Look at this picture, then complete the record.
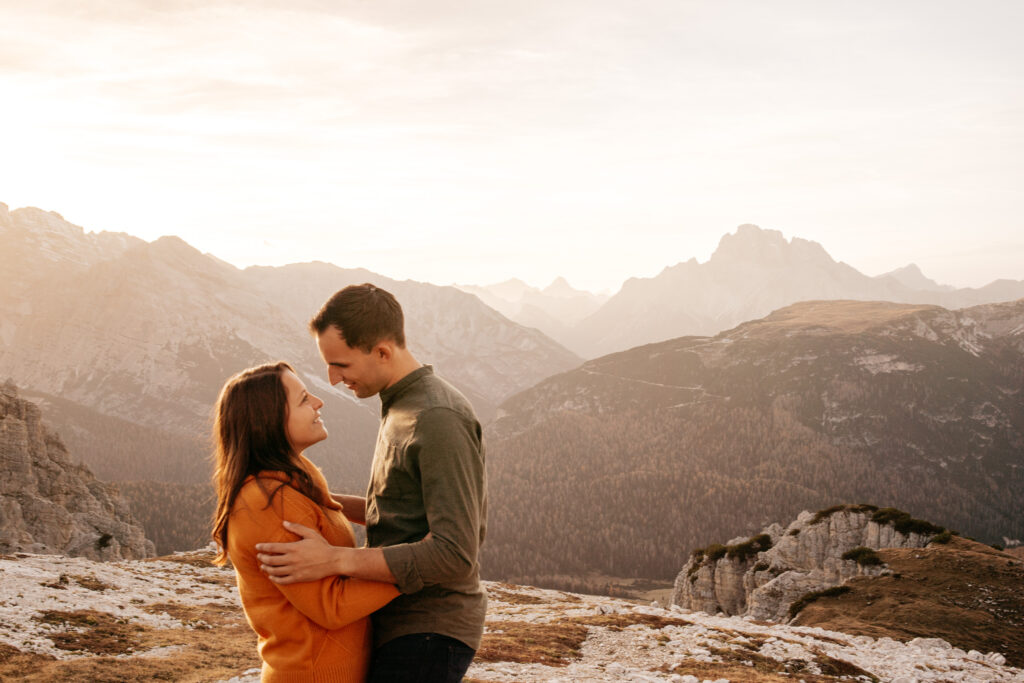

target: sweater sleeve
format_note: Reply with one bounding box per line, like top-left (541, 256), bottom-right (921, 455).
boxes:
top-left (230, 482), bottom-right (399, 631)
top-left (380, 407), bottom-right (485, 594)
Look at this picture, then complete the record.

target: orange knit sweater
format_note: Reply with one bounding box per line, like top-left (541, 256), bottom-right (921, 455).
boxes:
top-left (227, 455), bottom-right (399, 683)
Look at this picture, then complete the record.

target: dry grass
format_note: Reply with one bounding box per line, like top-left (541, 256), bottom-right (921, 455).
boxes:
top-left (476, 611), bottom-right (695, 670)
top-left (38, 573), bottom-right (111, 592)
top-left (0, 643), bottom-right (55, 673)
top-left (752, 301), bottom-right (942, 338)
top-left (795, 536), bottom-right (1024, 667)
top-left (144, 551), bottom-right (219, 569)
top-left (70, 574), bottom-right (114, 592)
top-left (34, 610), bottom-right (150, 655)
top-left (485, 587), bottom-right (549, 605)
top-left (3, 606), bottom-right (258, 682)
top-left (573, 613), bottom-right (692, 631)
top-left (657, 644), bottom-right (879, 683)
top-left (477, 620), bottom-right (589, 667)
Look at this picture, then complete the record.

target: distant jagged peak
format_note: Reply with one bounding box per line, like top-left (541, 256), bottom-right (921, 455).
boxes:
top-left (539, 276), bottom-right (601, 299)
top-left (541, 276), bottom-right (574, 296)
top-left (877, 263), bottom-right (954, 292)
top-left (11, 205), bottom-right (84, 238)
top-left (149, 234), bottom-right (198, 253)
top-left (138, 235), bottom-right (227, 270)
top-left (457, 277), bottom-right (536, 304)
top-left (2, 202), bottom-right (143, 266)
top-left (710, 223), bottom-right (834, 267)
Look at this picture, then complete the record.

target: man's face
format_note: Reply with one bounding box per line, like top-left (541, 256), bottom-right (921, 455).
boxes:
top-left (316, 326), bottom-right (387, 399)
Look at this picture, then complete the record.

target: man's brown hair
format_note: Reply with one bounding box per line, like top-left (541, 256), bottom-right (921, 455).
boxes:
top-left (309, 283), bottom-right (406, 352)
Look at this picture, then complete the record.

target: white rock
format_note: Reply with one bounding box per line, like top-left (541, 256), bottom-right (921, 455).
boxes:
top-left (909, 637), bottom-right (952, 651)
top-left (986, 652), bottom-right (1007, 666)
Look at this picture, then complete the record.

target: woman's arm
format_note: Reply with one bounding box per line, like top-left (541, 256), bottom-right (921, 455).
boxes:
top-left (230, 484), bottom-right (398, 631)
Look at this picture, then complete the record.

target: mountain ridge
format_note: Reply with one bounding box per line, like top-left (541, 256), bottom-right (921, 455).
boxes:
top-left (0, 203), bottom-right (580, 499)
top-left (566, 224), bottom-right (1024, 358)
top-left (482, 297), bottom-right (1024, 589)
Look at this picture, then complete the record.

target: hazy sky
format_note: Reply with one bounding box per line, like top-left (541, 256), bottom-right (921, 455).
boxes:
top-left (2, 0), bottom-right (1022, 293)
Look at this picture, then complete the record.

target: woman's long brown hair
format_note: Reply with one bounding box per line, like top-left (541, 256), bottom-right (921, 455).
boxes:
top-left (210, 361), bottom-right (329, 565)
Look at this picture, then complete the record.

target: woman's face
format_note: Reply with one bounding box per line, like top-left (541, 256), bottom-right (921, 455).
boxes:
top-left (281, 369), bottom-right (328, 453)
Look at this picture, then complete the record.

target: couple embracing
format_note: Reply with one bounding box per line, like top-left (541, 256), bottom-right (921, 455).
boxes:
top-left (210, 284), bottom-right (487, 682)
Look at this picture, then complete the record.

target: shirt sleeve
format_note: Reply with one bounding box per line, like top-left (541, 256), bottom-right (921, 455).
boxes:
top-left (230, 482), bottom-right (399, 630)
top-left (380, 407), bottom-right (486, 594)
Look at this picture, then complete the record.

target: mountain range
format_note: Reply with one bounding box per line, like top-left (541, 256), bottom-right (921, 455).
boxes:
top-left (455, 277), bottom-right (609, 351)
top-left (464, 224), bottom-right (1024, 358)
top-left (0, 203), bottom-right (579, 496)
top-left (481, 298), bottom-right (1024, 588)
top-left (3, 201), bottom-right (1022, 576)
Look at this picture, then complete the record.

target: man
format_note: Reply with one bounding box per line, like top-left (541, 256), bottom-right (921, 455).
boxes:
top-left (255, 283), bottom-right (487, 683)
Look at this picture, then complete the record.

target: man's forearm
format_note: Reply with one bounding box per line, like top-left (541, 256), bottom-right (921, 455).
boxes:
top-left (333, 546), bottom-right (396, 583)
top-left (330, 493), bottom-right (367, 525)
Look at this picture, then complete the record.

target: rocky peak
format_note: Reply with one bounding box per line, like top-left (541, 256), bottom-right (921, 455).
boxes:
top-left (3, 205), bottom-right (142, 270)
top-left (0, 384), bottom-right (154, 560)
top-left (10, 206), bottom-right (79, 237)
top-left (541, 277), bottom-right (576, 297)
top-left (671, 504), bottom-right (942, 623)
top-left (709, 224), bottom-right (833, 268)
top-left (878, 263), bottom-right (953, 292)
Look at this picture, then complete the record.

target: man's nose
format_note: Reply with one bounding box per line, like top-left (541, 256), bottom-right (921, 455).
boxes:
top-left (328, 367), bottom-right (344, 385)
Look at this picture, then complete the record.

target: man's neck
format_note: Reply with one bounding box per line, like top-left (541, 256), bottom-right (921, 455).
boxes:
top-left (384, 349), bottom-right (422, 390)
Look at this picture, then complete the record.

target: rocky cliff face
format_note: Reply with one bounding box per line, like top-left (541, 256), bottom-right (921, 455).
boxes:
top-left (671, 505), bottom-right (937, 622)
top-left (0, 381), bottom-right (154, 560)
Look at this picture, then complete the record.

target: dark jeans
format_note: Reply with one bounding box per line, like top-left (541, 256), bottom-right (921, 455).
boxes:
top-left (368, 633), bottom-right (476, 683)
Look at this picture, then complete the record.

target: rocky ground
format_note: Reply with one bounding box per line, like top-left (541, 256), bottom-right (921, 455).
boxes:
top-left (1, 548), bottom-right (1021, 682)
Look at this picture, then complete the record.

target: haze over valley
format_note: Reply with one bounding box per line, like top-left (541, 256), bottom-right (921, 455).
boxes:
top-left (1, 200), bottom-right (1021, 566)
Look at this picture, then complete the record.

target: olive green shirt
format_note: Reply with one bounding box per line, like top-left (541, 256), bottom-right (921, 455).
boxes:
top-left (367, 365), bottom-right (488, 650)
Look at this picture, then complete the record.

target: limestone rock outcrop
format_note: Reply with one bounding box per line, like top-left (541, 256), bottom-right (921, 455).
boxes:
top-left (671, 505), bottom-right (938, 622)
top-left (0, 381), bottom-right (154, 559)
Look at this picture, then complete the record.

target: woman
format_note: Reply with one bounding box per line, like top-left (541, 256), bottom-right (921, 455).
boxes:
top-left (211, 361), bottom-right (398, 682)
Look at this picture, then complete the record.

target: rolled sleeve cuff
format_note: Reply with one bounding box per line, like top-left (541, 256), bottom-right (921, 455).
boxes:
top-left (381, 544), bottom-right (424, 594)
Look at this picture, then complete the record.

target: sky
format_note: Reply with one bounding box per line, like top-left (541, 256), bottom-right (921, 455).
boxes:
top-left (1, 0), bottom-right (1022, 294)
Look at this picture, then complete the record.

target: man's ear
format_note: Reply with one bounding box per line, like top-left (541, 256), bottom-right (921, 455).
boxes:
top-left (373, 341), bottom-right (393, 363)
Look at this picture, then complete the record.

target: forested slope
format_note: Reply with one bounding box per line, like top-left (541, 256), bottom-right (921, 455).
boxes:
top-left (481, 299), bottom-right (1024, 591)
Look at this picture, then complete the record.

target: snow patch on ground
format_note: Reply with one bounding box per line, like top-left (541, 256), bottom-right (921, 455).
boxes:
top-left (853, 354), bottom-right (923, 375)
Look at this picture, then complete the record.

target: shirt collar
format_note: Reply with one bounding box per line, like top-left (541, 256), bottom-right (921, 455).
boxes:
top-left (380, 364), bottom-right (433, 413)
